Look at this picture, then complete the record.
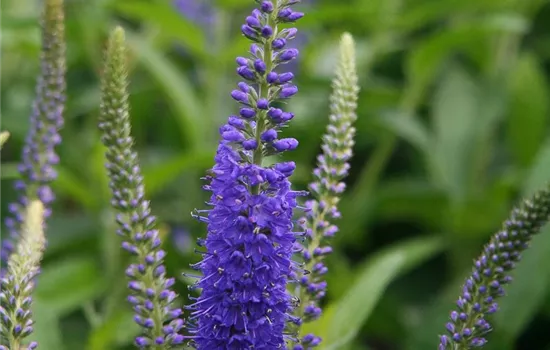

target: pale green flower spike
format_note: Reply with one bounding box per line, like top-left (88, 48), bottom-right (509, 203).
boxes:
top-left (0, 132), bottom-right (10, 150)
top-left (99, 26), bottom-right (184, 348)
top-left (292, 32), bottom-right (359, 348)
top-left (0, 200), bottom-right (46, 350)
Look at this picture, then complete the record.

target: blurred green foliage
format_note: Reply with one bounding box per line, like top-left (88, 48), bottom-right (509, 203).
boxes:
top-left (2, 0), bottom-right (550, 348)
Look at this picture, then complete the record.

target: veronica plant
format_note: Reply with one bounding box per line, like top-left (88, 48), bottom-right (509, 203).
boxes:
top-left (0, 200), bottom-right (46, 350)
top-left (439, 187), bottom-right (550, 349)
top-left (98, 27), bottom-right (184, 349)
top-left (291, 32), bottom-right (359, 349)
top-left (1, 0), bottom-right (65, 274)
top-left (188, 0), bottom-right (306, 348)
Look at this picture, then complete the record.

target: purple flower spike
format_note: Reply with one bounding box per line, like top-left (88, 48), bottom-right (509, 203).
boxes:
top-left (189, 1), bottom-right (306, 348)
top-left (1, 0), bottom-right (66, 276)
top-left (439, 189), bottom-right (550, 349)
top-left (292, 33), bottom-right (359, 348)
top-left (0, 3), bottom-right (65, 349)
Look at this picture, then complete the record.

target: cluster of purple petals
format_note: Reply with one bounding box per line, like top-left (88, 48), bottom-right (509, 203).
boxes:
top-left (190, 145), bottom-right (305, 348)
top-left (439, 189), bottom-right (550, 349)
top-left (1, 0), bottom-right (65, 276)
top-left (189, 0), bottom-right (306, 348)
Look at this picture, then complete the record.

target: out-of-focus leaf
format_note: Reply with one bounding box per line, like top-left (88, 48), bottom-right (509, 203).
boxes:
top-left (308, 236), bottom-right (445, 349)
top-left (523, 138), bottom-right (550, 195)
top-left (430, 65), bottom-right (478, 202)
top-left (35, 256), bottom-right (105, 315)
top-left (33, 299), bottom-right (64, 350)
top-left (374, 178), bottom-right (447, 227)
top-left (506, 53), bottom-right (549, 167)
top-left (404, 273), bottom-right (470, 350)
top-left (405, 26), bottom-right (488, 107)
top-left (111, 0), bottom-right (206, 59)
top-left (87, 309), bottom-right (140, 350)
top-left (143, 151), bottom-right (213, 196)
top-left (127, 33), bottom-right (204, 149)
top-left (378, 110), bottom-right (431, 152)
top-left (55, 166), bottom-right (98, 210)
top-left (45, 213), bottom-right (98, 256)
top-left (396, 0), bottom-right (516, 32)
top-left (0, 162), bottom-right (19, 179)
top-left (483, 13), bottom-right (529, 33)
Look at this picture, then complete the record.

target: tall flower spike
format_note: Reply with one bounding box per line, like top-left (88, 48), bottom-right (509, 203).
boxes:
top-left (98, 27), bottom-right (184, 349)
top-left (0, 131), bottom-right (10, 150)
top-left (291, 32), bottom-right (359, 349)
top-left (0, 200), bottom-right (46, 349)
top-left (189, 0), bottom-right (306, 348)
top-left (1, 0), bottom-right (65, 275)
top-left (439, 187), bottom-right (550, 349)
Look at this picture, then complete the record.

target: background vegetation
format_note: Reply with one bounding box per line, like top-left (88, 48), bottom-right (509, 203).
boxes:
top-left (2, 0), bottom-right (550, 348)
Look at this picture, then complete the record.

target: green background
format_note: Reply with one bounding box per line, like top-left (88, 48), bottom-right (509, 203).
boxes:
top-left (2, 0), bottom-right (550, 348)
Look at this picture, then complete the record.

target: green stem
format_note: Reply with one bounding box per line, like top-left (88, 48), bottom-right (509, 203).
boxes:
top-left (83, 302), bottom-right (102, 329)
top-left (8, 324), bottom-right (20, 349)
top-left (252, 6), bottom-right (276, 187)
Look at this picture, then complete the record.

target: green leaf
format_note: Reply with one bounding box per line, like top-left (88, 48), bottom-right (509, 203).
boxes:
top-left (378, 110), bottom-right (431, 152)
top-left (126, 33), bottom-right (204, 149)
top-left (143, 151), bottom-right (213, 196)
top-left (55, 166), bottom-right (98, 210)
top-left (404, 273), bottom-right (469, 350)
top-left (32, 299), bottom-right (65, 350)
top-left (308, 236), bottom-right (445, 349)
top-left (506, 53), bottom-right (550, 167)
top-left (45, 213), bottom-right (98, 256)
top-left (405, 26), bottom-right (488, 107)
top-left (35, 256), bottom-right (106, 315)
top-left (430, 65), bottom-right (479, 202)
top-left (110, 0), bottom-right (206, 59)
top-left (87, 309), bottom-right (140, 350)
top-left (374, 178), bottom-right (447, 227)
top-left (0, 162), bottom-right (20, 179)
top-left (523, 137), bottom-right (550, 196)
top-left (428, 65), bottom-right (505, 204)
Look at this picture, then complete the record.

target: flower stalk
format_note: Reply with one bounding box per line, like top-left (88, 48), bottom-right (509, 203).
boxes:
top-left (439, 187), bottom-right (550, 349)
top-left (1, 0), bottom-right (65, 275)
top-left (188, 0), bottom-right (306, 348)
top-left (291, 32), bottom-right (359, 349)
top-left (0, 200), bottom-right (46, 349)
top-left (98, 27), bottom-right (184, 349)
